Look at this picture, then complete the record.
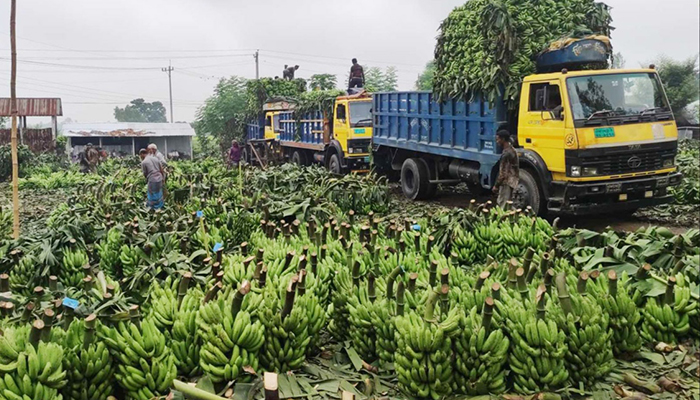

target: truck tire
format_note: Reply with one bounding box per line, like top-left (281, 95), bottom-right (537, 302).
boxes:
top-left (401, 158), bottom-right (431, 200)
top-left (328, 153), bottom-right (342, 174)
top-left (291, 150), bottom-right (305, 166)
top-left (513, 169), bottom-right (542, 215)
top-left (242, 147), bottom-right (250, 164)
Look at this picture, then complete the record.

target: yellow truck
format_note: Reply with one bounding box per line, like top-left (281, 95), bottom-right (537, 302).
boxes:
top-left (274, 91), bottom-right (373, 173)
top-left (373, 39), bottom-right (682, 214)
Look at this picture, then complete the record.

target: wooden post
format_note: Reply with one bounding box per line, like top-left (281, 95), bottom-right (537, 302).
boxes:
top-left (131, 137), bottom-right (135, 155)
top-left (10, 0), bottom-right (20, 239)
top-left (51, 116), bottom-right (57, 139)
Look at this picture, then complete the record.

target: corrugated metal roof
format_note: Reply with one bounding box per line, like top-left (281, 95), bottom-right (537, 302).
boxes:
top-left (62, 123), bottom-right (195, 138)
top-left (0, 98), bottom-right (63, 116)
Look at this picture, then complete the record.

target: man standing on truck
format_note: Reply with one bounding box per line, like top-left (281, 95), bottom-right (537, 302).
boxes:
top-left (493, 131), bottom-right (519, 208)
top-left (348, 58), bottom-right (364, 89)
top-left (283, 65), bottom-right (299, 80)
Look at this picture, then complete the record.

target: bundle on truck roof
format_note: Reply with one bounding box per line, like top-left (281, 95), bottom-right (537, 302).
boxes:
top-left (433, 0), bottom-right (613, 105)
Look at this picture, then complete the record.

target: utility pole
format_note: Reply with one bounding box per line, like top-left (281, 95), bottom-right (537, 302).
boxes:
top-left (162, 61), bottom-right (174, 123)
top-left (9, 0), bottom-right (19, 238)
top-left (254, 50), bottom-right (259, 79)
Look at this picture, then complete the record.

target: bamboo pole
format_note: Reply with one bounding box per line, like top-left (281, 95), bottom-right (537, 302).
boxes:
top-left (10, 0), bottom-right (20, 238)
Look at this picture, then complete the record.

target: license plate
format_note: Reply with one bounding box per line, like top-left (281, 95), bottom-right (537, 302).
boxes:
top-left (363, 157), bottom-right (370, 163)
top-left (657, 177), bottom-right (668, 187)
top-left (595, 127), bottom-right (615, 138)
top-left (645, 191), bottom-right (653, 198)
top-left (607, 182), bottom-right (622, 193)
top-left (619, 194), bottom-right (628, 201)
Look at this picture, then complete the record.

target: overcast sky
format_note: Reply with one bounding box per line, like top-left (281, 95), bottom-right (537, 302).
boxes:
top-left (1, 0), bottom-right (698, 125)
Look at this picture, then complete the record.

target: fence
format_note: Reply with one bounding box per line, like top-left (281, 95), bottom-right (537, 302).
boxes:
top-left (0, 128), bottom-right (54, 153)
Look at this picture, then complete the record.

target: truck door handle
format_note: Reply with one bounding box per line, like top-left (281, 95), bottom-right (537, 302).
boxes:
top-left (526, 138), bottom-right (532, 143)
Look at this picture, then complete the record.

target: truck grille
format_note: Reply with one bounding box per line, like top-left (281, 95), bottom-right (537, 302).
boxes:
top-left (581, 148), bottom-right (675, 176)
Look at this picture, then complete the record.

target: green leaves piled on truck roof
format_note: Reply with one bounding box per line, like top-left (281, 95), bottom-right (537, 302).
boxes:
top-left (433, 0), bottom-right (613, 106)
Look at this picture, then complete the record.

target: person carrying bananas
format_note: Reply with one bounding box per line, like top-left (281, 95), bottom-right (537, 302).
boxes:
top-left (492, 131), bottom-right (519, 208)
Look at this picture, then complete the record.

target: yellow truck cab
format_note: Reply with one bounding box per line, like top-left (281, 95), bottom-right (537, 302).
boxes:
top-left (517, 68), bottom-right (682, 214)
top-left (329, 94), bottom-right (373, 173)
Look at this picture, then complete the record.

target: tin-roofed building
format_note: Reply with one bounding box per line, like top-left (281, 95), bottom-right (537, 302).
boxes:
top-left (63, 122), bottom-right (194, 159)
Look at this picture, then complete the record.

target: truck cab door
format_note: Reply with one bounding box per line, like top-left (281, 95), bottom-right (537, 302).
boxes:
top-left (519, 81), bottom-right (568, 175)
top-left (334, 102), bottom-right (350, 153)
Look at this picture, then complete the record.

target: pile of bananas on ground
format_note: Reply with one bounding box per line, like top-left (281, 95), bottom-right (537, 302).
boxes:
top-left (171, 283), bottom-right (203, 378)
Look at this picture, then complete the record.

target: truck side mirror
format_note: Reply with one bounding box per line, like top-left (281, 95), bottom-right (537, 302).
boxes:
top-left (551, 105), bottom-right (564, 120)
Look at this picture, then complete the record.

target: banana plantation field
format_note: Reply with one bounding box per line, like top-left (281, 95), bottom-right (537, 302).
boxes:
top-left (0, 159), bottom-right (698, 400)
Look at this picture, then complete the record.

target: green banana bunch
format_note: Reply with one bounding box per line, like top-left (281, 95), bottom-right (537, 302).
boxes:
top-left (198, 281), bottom-right (264, 382)
top-left (0, 332), bottom-right (67, 400)
top-left (61, 316), bottom-right (114, 400)
top-left (641, 275), bottom-right (694, 345)
top-left (95, 226), bottom-right (123, 280)
top-left (100, 317), bottom-right (177, 400)
top-left (502, 290), bottom-right (568, 394)
top-left (60, 249), bottom-right (89, 289)
top-left (0, 325), bottom-right (29, 367)
top-left (347, 279), bottom-right (379, 362)
top-left (171, 287), bottom-right (203, 378)
top-left (549, 274), bottom-right (614, 387)
top-left (294, 272), bottom-right (326, 355)
top-left (588, 271), bottom-right (642, 355)
top-left (327, 267), bottom-right (352, 341)
top-left (453, 302), bottom-right (509, 395)
top-left (473, 222), bottom-right (504, 262)
top-left (260, 275), bottom-right (311, 372)
top-left (394, 289), bottom-right (460, 400)
top-left (8, 256), bottom-right (36, 297)
top-left (118, 245), bottom-right (143, 279)
top-left (452, 225), bottom-right (477, 265)
top-left (146, 276), bottom-right (179, 335)
top-left (221, 254), bottom-right (255, 287)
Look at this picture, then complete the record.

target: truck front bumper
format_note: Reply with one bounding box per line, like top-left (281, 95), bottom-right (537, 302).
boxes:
top-left (344, 155), bottom-right (371, 171)
top-left (548, 172), bottom-right (683, 215)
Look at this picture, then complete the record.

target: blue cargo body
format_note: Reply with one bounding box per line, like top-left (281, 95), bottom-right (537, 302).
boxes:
top-left (246, 117), bottom-right (264, 141)
top-left (279, 110), bottom-right (326, 150)
top-left (372, 91), bottom-right (506, 185)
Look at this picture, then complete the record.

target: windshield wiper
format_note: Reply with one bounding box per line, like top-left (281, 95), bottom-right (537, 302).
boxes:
top-left (586, 109), bottom-right (614, 121)
top-left (355, 118), bottom-right (372, 123)
top-left (640, 107), bottom-right (667, 115)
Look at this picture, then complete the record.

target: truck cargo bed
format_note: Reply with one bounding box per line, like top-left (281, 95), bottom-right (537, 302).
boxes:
top-left (372, 91), bottom-right (505, 182)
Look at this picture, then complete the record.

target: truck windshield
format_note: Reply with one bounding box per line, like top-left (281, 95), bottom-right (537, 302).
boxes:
top-left (349, 101), bottom-right (373, 127)
top-left (566, 73), bottom-right (670, 122)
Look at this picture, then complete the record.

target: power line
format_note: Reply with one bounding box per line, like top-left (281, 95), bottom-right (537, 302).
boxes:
top-left (14, 53), bottom-right (254, 61)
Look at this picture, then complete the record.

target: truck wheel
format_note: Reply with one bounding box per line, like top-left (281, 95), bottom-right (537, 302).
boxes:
top-left (241, 147), bottom-right (250, 164)
top-left (291, 150), bottom-right (305, 166)
top-left (401, 158), bottom-right (431, 200)
top-left (328, 153), bottom-right (342, 174)
top-left (513, 169), bottom-right (542, 215)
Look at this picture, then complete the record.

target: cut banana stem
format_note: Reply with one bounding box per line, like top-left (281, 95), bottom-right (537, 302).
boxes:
top-left (298, 270), bottom-right (307, 296)
top-left (408, 273), bottom-right (417, 293)
top-left (476, 270), bottom-right (490, 290)
top-left (522, 247), bottom-right (535, 274)
top-left (536, 284), bottom-right (546, 320)
top-left (387, 266), bottom-right (403, 300)
top-left (607, 270), bottom-right (618, 298)
top-left (129, 304), bottom-right (140, 327)
top-left (491, 282), bottom-right (501, 302)
top-left (259, 266), bottom-right (268, 288)
top-left (352, 261), bottom-right (361, 288)
top-left (232, 280), bottom-right (251, 319)
top-left (281, 276), bottom-right (299, 320)
top-left (555, 273), bottom-right (573, 315)
top-left (539, 252), bottom-right (551, 277)
top-left (664, 276), bottom-right (676, 306)
top-left (507, 259), bottom-right (518, 289)
top-left (203, 281), bottom-right (223, 303)
top-left (29, 319), bottom-right (44, 347)
top-left (544, 268), bottom-right (555, 295)
top-left (368, 274), bottom-right (376, 303)
top-left (482, 297), bottom-right (494, 332)
top-left (429, 260), bottom-right (438, 288)
top-left (516, 268), bottom-right (527, 300)
top-left (577, 271), bottom-right (589, 295)
top-left (424, 289), bottom-right (441, 322)
top-left (396, 282), bottom-right (406, 316)
top-left (440, 268), bottom-right (450, 286)
top-left (178, 272), bottom-right (193, 307)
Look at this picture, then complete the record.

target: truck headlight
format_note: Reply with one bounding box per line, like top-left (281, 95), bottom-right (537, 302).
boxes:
top-left (348, 148), bottom-right (354, 154)
top-left (571, 166), bottom-right (581, 177)
top-left (663, 158), bottom-right (674, 168)
top-left (583, 167), bottom-right (597, 176)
